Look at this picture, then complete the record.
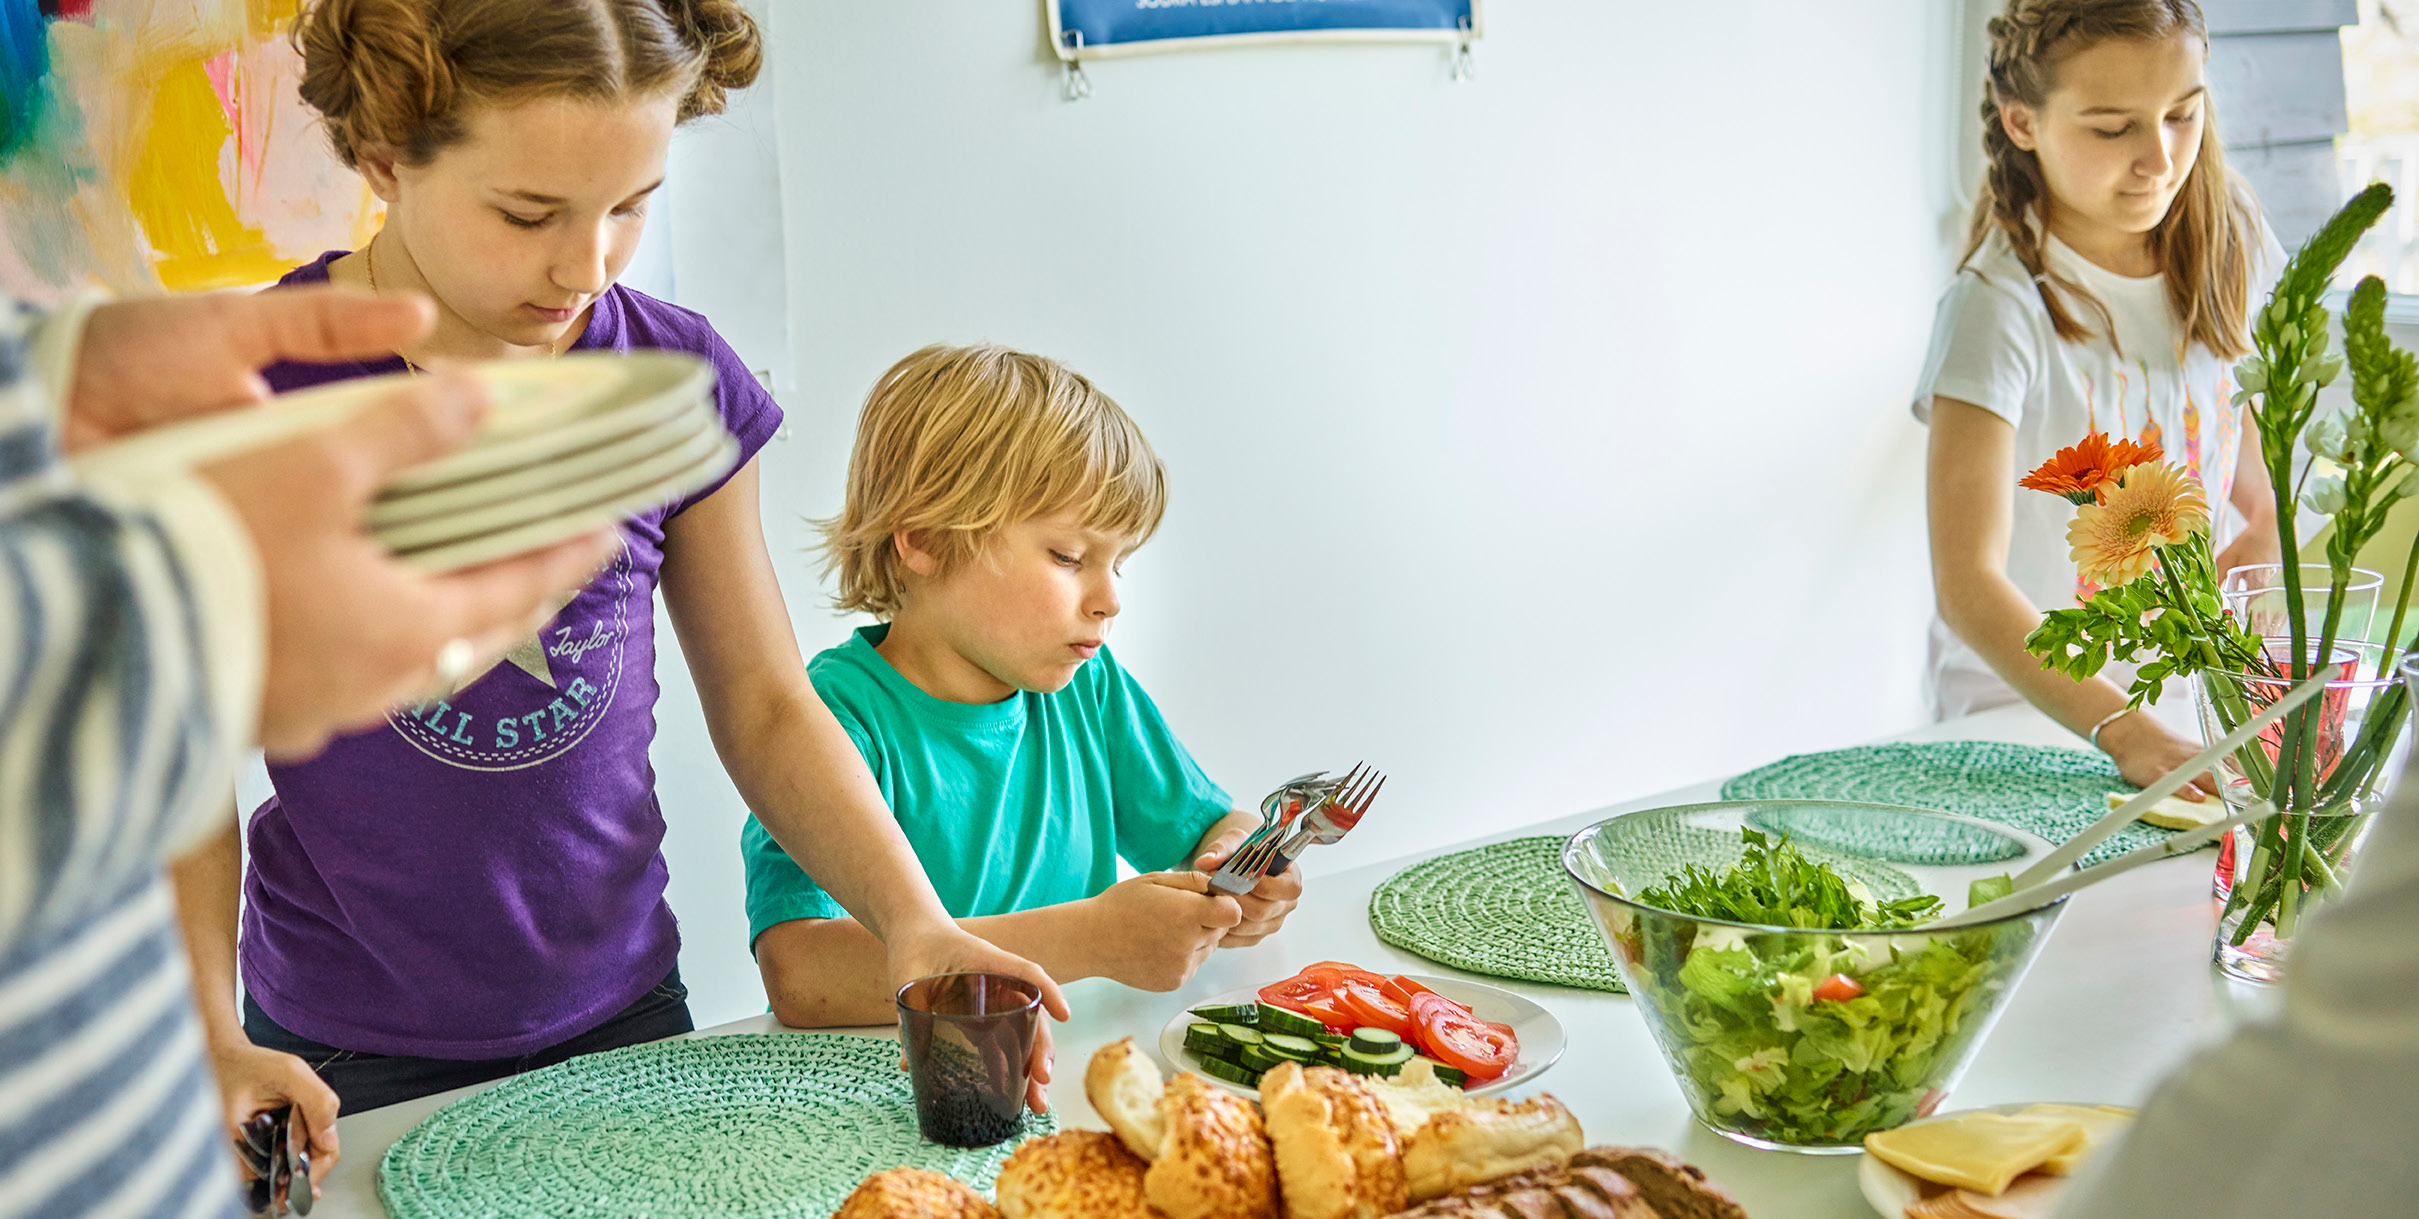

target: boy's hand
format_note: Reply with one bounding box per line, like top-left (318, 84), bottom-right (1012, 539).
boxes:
top-left (886, 922), bottom-right (1070, 1115)
top-left (1193, 827), bottom-right (1304, 947)
top-left (1088, 873), bottom-right (1242, 992)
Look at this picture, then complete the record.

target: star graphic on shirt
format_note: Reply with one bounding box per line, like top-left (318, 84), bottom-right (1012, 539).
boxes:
top-left (499, 632), bottom-right (558, 689)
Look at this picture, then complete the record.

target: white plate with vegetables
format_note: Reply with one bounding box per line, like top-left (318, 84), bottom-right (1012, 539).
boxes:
top-left (1155, 966), bottom-right (1565, 1099)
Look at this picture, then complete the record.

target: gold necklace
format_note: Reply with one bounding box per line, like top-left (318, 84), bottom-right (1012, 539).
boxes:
top-left (364, 232), bottom-right (569, 370)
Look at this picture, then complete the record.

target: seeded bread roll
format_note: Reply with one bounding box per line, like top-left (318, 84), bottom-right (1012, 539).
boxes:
top-left (995, 1131), bottom-right (1154, 1219)
top-left (1260, 1061), bottom-right (1409, 1219)
top-left (1085, 1037), bottom-right (1168, 1162)
top-left (1570, 1147), bottom-right (1748, 1219)
top-left (1145, 1073), bottom-right (1280, 1219)
top-left (833, 1167), bottom-right (1001, 1219)
top-left (1400, 1094), bottom-right (1584, 1203)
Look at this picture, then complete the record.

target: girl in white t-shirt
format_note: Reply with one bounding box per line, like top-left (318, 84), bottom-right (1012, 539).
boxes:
top-left (1920, 0), bottom-right (2283, 792)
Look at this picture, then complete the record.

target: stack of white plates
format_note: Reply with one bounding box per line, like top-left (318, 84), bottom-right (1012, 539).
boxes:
top-left (73, 352), bottom-right (736, 572)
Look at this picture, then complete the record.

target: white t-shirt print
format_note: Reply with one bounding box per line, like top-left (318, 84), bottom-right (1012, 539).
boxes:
top-left (1913, 222), bottom-right (2283, 720)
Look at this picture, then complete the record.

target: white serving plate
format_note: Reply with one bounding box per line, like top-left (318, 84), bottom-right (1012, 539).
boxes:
top-left (367, 404), bottom-right (715, 527)
top-left (370, 403), bottom-right (727, 551)
top-left (1858, 1100), bottom-right (2135, 1218)
top-left (382, 355), bottom-right (710, 494)
top-left (391, 433), bottom-right (739, 573)
top-left (71, 353), bottom-right (705, 485)
top-left (1155, 973), bottom-right (1566, 1101)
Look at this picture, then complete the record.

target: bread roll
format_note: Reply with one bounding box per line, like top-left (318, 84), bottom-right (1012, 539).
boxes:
top-left (833, 1167), bottom-right (1000, 1219)
top-left (1570, 1147), bottom-right (1749, 1219)
top-left (995, 1130), bottom-right (1154, 1219)
top-left (1085, 1037), bottom-right (1168, 1162)
top-left (1259, 1061), bottom-right (1408, 1219)
top-left (1144, 1073), bottom-right (1279, 1219)
top-left (1401, 1094), bottom-right (1583, 1203)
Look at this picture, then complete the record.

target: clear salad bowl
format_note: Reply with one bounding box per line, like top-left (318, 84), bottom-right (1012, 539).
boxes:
top-left (1561, 800), bottom-right (2068, 1154)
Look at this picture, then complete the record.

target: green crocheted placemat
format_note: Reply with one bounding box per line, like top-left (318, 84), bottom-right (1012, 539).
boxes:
top-left (1367, 817), bottom-right (1930, 995)
top-left (378, 1033), bottom-right (1053, 1219)
top-left (1721, 740), bottom-right (2176, 869)
top-left (1370, 835), bottom-right (1627, 993)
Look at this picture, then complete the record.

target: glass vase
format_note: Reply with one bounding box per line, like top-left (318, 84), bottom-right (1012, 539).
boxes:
top-left (2194, 640), bottom-right (2408, 984)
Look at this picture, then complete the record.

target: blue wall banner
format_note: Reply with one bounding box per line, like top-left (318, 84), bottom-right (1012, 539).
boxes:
top-left (1048, 0), bottom-right (1481, 59)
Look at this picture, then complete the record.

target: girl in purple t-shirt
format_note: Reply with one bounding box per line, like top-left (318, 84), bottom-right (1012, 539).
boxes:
top-left (167, 0), bottom-right (1065, 1187)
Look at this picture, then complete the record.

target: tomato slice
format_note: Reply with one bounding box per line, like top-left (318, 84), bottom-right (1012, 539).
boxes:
top-left (1336, 980), bottom-right (1415, 1038)
top-left (1405, 989), bottom-right (1472, 1024)
top-left (1258, 972), bottom-right (1338, 1012)
top-left (1297, 961), bottom-right (1388, 989)
top-left (1379, 975), bottom-right (1436, 1006)
top-left (1811, 973), bottom-right (1865, 1003)
top-left (1418, 1004), bottom-right (1517, 1083)
top-left (1298, 994), bottom-right (1353, 1030)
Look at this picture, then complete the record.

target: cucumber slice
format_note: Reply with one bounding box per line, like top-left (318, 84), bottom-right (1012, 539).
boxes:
top-left (1338, 1042), bottom-right (1416, 1076)
top-left (1255, 1004), bottom-right (1328, 1038)
top-left (1190, 1002), bottom-right (1259, 1024)
top-left (1217, 1023), bottom-right (1263, 1050)
top-left (1184, 1023), bottom-right (1237, 1061)
top-left (1310, 1032), bottom-right (1348, 1049)
top-left (1410, 1055), bottom-right (1470, 1088)
top-left (1260, 1033), bottom-right (1320, 1061)
top-left (1240, 1044), bottom-right (1286, 1073)
top-left (1347, 1027), bottom-right (1403, 1056)
top-left (1193, 1053), bottom-right (1261, 1086)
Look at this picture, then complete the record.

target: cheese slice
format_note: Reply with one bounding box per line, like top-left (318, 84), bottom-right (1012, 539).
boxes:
top-left (1865, 1113), bottom-right (2087, 1195)
top-left (2106, 790), bottom-right (2227, 830)
top-left (1906, 1173), bottom-right (2067, 1219)
top-left (2015, 1104), bottom-right (2135, 1174)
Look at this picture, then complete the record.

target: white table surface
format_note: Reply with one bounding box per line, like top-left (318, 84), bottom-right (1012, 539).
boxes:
top-left (312, 703), bottom-right (2257, 1218)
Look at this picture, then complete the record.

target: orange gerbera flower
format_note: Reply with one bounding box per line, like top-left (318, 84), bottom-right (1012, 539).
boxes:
top-left (2066, 462), bottom-right (2209, 586)
top-left (2021, 432), bottom-right (2166, 505)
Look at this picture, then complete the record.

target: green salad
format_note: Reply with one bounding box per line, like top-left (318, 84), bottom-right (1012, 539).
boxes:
top-left (1623, 832), bottom-right (2035, 1146)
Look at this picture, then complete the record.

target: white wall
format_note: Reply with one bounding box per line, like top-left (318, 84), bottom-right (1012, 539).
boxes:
top-left (645, 0), bottom-right (1962, 1027)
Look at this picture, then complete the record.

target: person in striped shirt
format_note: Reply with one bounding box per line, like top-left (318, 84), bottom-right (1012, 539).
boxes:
top-left (0, 286), bottom-right (612, 1218)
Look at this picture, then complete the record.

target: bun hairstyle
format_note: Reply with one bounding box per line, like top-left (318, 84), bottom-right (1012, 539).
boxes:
top-left (1969, 0), bottom-right (2256, 360)
top-left (293, 0), bottom-right (763, 169)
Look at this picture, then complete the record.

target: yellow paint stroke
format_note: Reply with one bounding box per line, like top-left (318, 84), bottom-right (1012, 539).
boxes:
top-left (126, 53), bottom-right (286, 290)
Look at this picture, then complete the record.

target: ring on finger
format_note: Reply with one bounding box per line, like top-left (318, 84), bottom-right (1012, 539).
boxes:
top-left (433, 637), bottom-right (476, 688)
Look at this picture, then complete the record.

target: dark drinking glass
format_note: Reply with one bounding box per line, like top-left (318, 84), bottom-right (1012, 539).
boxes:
top-left (896, 972), bottom-right (1039, 1148)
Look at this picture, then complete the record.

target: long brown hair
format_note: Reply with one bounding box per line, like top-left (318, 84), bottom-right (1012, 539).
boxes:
top-left (292, 0), bottom-right (763, 170)
top-left (1968, 0), bottom-right (2256, 360)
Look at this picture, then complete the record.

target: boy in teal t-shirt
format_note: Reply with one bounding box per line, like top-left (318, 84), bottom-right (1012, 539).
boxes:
top-left (745, 344), bottom-right (1303, 1028)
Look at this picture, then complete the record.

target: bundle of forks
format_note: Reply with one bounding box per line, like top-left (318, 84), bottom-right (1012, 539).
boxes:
top-left (1207, 763), bottom-right (1386, 895)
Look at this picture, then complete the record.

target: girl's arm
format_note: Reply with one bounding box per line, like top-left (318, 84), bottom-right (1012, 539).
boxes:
top-left (755, 873), bottom-right (1243, 1028)
top-left (168, 811), bottom-right (342, 1191)
top-left (656, 460), bottom-right (1071, 1077)
top-left (2214, 413), bottom-right (2282, 578)
top-left (1928, 397), bottom-right (2217, 794)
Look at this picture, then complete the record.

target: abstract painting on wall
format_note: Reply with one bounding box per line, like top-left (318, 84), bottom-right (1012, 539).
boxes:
top-left (0, 0), bottom-right (374, 305)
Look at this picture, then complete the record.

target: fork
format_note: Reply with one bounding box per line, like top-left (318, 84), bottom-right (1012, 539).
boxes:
top-left (1207, 769), bottom-right (1349, 895)
top-left (1264, 764), bottom-right (1384, 878)
top-left (1207, 764), bottom-right (1384, 893)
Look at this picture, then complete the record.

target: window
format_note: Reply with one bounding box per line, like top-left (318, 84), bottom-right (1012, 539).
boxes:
top-left (2340, 0), bottom-right (2419, 305)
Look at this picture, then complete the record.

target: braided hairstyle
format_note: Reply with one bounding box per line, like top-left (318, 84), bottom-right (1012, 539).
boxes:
top-left (1968, 0), bottom-right (2256, 360)
top-left (293, 0), bottom-right (763, 170)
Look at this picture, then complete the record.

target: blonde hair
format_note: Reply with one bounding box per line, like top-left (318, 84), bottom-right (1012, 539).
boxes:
top-left (821, 344), bottom-right (1168, 617)
top-left (1969, 0), bottom-right (2257, 360)
top-left (292, 0), bottom-right (762, 169)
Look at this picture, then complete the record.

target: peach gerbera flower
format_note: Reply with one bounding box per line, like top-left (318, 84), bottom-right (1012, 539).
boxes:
top-left (2066, 462), bottom-right (2209, 586)
top-left (2021, 432), bottom-right (2166, 505)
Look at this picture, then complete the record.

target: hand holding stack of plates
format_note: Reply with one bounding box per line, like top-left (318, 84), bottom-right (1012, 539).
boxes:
top-left (71, 352), bottom-right (735, 572)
